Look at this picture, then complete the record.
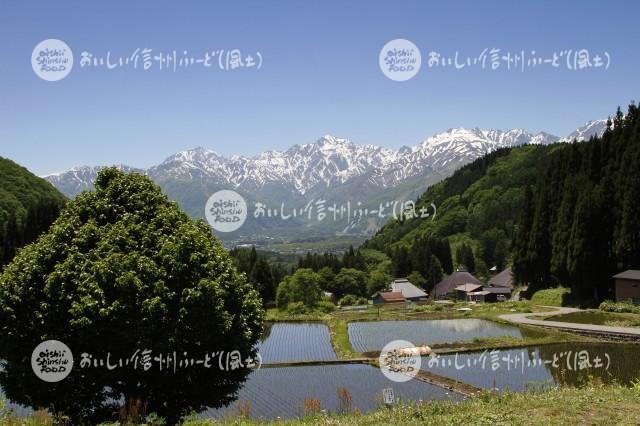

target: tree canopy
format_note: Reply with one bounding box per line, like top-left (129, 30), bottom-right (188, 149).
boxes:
top-left (0, 168), bottom-right (264, 424)
top-left (514, 104), bottom-right (640, 301)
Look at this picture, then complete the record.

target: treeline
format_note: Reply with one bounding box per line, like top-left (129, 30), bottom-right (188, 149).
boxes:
top-left (0, 157), bottom-right (67, 267)
top-left (386, 235), bottom-right (453, 291)
top-left (273, 247), bottom-right (395, 310)
top-left (514, 104), bottom-right (640, 302)
top-left (229, 246), bottom-right (289, 304)
top-left (274, 236), bottom-right (454, 311)
top-left (296, 246), bottom-right (365, 271)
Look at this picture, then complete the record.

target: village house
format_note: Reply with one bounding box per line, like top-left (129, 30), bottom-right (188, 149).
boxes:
top-left (613, 270), bottom-right (640, 304)
top-left (373, 278), bottom-right (428, 304)
top-left (390, 278), bottom-right (428, 301)
top-left (454, 283), bottom-right (483, 301)
top-left (488, 266), bottom-right (514, 289)
top-left (433, 269), bottom-right (483, 300)
top-left (373, 291), bottom-right (406, 304)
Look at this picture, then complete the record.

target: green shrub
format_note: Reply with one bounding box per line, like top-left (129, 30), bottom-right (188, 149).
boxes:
top-left (275, 268), bottom-right (322, 308)
top-left (286, 301), bottom-right (309, 315)
top-left (530, 287), bottom-right (570, 306)
top-left (338, 294), bottom-right (368, 306)
top-left (412, 304), bottom-right (443, 313)
top-left (599, 300), bottom-right (640, 314)
top-left (315, 300), bottom-right (336, 313)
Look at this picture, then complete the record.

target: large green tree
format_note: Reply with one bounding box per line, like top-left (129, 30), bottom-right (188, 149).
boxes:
top-left (275, 268), bottom-right (322, 308)
top-left (0, 168), bottom-right (264, 424)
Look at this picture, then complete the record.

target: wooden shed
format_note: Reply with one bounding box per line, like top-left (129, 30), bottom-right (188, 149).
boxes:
top-left (613, 270), bottom-right (640, 304)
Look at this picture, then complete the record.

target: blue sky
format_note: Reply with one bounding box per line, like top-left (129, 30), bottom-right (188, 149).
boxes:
top-left (1, 0), bottom-right (639, 175)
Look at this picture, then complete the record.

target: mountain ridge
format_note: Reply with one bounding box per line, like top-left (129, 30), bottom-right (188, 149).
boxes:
top-left (43, 120), bottom-right (604, 198)
top-left (42, 119), bottom-right (607, 244)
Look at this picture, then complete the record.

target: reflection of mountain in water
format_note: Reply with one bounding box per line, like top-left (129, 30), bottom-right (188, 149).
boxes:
top-left (422, 342), bottom-right (640, 392)
top-left (428, 318), bottom-right (497, 333)
top-left (348, 319), bottom-right (523, 352)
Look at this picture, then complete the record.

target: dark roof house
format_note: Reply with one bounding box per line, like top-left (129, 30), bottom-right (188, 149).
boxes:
top-left (482, 286), bottom-right (512, 295)
top-left (374, 291), bottom-right (406, 304)
top-left (488, 267), bottom-right (514, 289)
top-left (454, 283), bottom-right (483, 293)
top-left (433, 269), bottom-right (483, 299)
top-left (613, 270), bottom-right (640, 304)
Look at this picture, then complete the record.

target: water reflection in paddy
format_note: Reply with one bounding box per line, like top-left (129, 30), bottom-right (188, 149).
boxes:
top-left (204, 364), bottom-right (461, 420)
top-left (422, 342), bottom-right (640, 392)
top-left (348, 319), bottom-right (524, 352)
top-left (258, 322), bottom-right (337, 362)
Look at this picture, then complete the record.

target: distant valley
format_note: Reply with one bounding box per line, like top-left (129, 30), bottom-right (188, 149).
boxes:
top-left (43, 120), bottom-right (607, 250)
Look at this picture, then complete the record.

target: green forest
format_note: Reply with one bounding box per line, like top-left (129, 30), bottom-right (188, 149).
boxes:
top-left (0, 157), bottom-right (67, 267)
top-left (364, 103), bottom-right (640, 305)
top-left (513, 105), bottom-right (640, 302)
top-left (362, 143), bottom-right (555, 285)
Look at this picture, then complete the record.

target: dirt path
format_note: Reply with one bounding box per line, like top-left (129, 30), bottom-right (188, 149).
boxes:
top-left (499, 306), bottom-right (640, 340)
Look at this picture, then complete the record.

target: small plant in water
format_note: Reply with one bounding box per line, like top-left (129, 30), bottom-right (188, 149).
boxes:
top-left (236, 400), bottom-right (251, 419)
top-left (337, 387), bottom-right (353, 414)
top-left (303, 397), bottom-right (321, 414)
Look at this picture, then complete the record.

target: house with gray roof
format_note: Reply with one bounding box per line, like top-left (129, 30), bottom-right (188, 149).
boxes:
top-left (390, 278), bottom-right (428, 301)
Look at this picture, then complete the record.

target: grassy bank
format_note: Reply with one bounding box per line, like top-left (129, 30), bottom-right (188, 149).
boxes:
top-left (6, 383), bottom-right (638, 425)
top-left (189, 383), bottom-right (640, 425)
top-left (529, 287), bottom-right (571, 306)
top-left (545, 310), bottom-right (640, 328)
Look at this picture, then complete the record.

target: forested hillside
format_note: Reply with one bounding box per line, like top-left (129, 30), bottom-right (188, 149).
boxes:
top-left (365, 103), bottom-right (640, 304)
top-left (0, 157), bottom-right (67, 266)
top-left (363, 143), bottom-right (558, 283)
top-left (513, 104), bottom-right (640, 301)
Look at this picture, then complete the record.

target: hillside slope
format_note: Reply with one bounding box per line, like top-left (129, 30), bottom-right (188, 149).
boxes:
top-left (0, 157), bottom-right (67, 266)
top-left (363, 143), bottom-right (561, 279)
top-left (365, 103), bottom-right (640, 304)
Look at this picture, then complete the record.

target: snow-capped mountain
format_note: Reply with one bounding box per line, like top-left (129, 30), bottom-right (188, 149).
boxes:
top-left (42, 119), bottom-right (606, 242)
top-left (44, 164), bottom-right (144, 198)
top-left (45, 128), bottom-right (565, 199)
top-left (147, 135), bottom-right (400, 195)
top-left (559, 119), bottom-right (608, 143)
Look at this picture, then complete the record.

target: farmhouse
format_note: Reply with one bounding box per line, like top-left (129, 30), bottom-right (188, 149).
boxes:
top-left (454, 283), bottom-right (483, 301)
top-left (488, 266), bottom-right (514, 289)
top-left (481, 286), bottom-right (512, 302)
top-left (613, 270), bottom-right (640, 304)
top-left (433, 269), bottom-right (483, 300)
top-left (390, 278), bottom-right (428, 301)
top-left (373, 291), bottom-right (406, 304)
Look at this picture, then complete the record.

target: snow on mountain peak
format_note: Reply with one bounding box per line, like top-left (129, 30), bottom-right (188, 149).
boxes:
top-left (560, 119), bottom-right (608, 143)
top-left (44, 119), bottom-right (606, 199)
